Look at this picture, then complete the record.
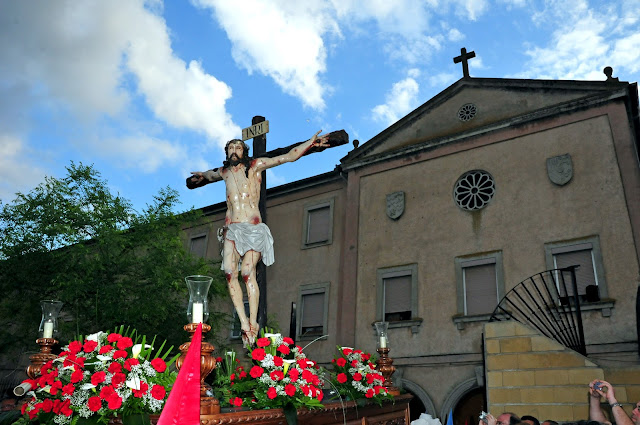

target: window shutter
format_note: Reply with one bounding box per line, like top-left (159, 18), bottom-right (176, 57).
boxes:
top-left (190, 235), bottom-right (207, 258)
top-left (464, 263), bottom-right (497, 315)
top-left (384, 275), bottom-right (411, 315)
top-left (307, 206), bottom-right (330, 244)
top-left (301, 293), bottom-right (324, 328)
top-left (554, 249), bottom-right (596, 296)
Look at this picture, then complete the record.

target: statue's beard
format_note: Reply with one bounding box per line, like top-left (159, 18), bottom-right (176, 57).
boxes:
top-left (228, 154), bottom-right (241, 166)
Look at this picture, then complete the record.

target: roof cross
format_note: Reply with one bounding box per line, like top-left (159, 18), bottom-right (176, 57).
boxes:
top-left (453, 47), bottom-right (476, 78)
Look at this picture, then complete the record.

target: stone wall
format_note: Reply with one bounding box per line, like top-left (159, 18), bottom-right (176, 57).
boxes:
top-left (484, 321), bottom-right (639, 422)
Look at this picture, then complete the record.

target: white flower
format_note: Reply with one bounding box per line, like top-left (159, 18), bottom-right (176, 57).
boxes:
top-left (86, 331), bottom-right (105, 342)
top-left (132, 344), bottom-right (153, 359)
top-left (80, 383), bottom-right (96, 391)
top-left (96, 355), bottom-right (112, 362)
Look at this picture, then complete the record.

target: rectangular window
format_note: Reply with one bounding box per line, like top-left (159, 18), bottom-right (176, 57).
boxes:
top-left (302, 199), bottom-right (334, 249)
top-left (462, 259), bottom-right (498, 316)
top-left (550, 241), bottom-right (601, 301)
top-left (297, 283), bottom-right (330, 339)
top-left (377, 265), bottom-right (418, 324)
top-left (455, 252), bottom-right (504, 319)
top-left (190, 234), bottom-right (208, 258)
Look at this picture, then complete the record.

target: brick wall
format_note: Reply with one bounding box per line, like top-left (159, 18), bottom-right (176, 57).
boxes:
top-left (484, 321), bottom-right (639, 422)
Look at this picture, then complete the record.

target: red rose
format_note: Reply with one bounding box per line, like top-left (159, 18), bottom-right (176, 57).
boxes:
top-left (60, 400), bottom-right (73, 417)
top-left (284, 384), bottom-right (296, 396)
top-left (41, 399), bottom-right (53, 413)
top-left (342, 348), bottom-right (352, 355)
top-left (88, 396), bottom-right (102, 412)
top-left (132, 381), bottom-right (149, 398)
top-left (249, 366), bottom-right (264, 378)
top-left (366, 388), bottom-right (375, 398)
top-left (239, 371), bottom-right (247, 379)
top-left (62, 383), bottom-right (75, 396)
top-left (273, 356), bottom-right (283, 367)
top-left (256, 337), bottom-right (270, 347)
top-left (289, 368), bottom-right (299, 381)
top-left (113, 350), bottom-right (128, 360)
top-left (353, 372), bottom-right (363, 381)
top-left (111, 372), bottom-right (126, 387)
top-left (231, 397), bottom-right (243, 407)
top-left (124, 358), bottom-right (140, 371)
top-left (68, 340), bottom-right (82, 354)
top-left (150, 358), bottom-right (166, 372)
top-left (375, 385), bottom-right (386, 394)
top-left (277, 344), bottom-right (290, 355)
top-left (151, 384), bottom-right (166, 400)
top-left (117, 337), bottom-right (133, 350)
top-left (366, 373), bottom-right (375, 384)
top-left (336, 358), bottom-right (347, 367)
top-left (100, 385), bottom-right (115, 399)
top-left (297, 358), bottom-right (308, 369)
top-left (336, 373), bottom-right (347, 383)
top-left (362, 353), bottom-right (371, 361)
top-left (107, 333), bottom-right (121, 343)
top-left (70, 369), bottom-right (84, 383)
top-left (83, 340), bottom-right (98, 353)
top-left (351, 359), bottom-right (359, 367)
top-left (283, 337), bottom-right (294, 345)
top-left (230, 373), bottom-right (235, 382)
top-left (99, 345), bottom-right (114, 354)
top-left (108, 362), bottom-right (122, 374)
top-left (91, 371), bottom-right (107, 386)
top-left (41, 361), bottom-right (54, 373)
top-left (270, 370), bottom-right (284, 381)
top-left (267, 387), bottom-right (277, 399)
top-left (251, 348), bottom-right (266, 361)
top-left (50, 380), bottom-right (63, 395)
top-left (107, 394), bottom-right (123, 410)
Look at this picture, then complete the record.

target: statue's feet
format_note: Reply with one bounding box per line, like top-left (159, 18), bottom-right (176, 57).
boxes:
top-left (241, 322), bottom-right (259, 348)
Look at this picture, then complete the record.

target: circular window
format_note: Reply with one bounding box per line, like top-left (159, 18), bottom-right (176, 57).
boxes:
top-left (453, 170), bottom-right (495, 211)
top-left (457, 103), bottom-right (477, 121)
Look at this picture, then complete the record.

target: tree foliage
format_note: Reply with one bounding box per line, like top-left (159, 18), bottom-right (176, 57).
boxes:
top-left (0, 162), bottom-right (226, 360)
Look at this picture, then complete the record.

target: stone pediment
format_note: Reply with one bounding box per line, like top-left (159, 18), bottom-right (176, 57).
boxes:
top-left (341, 77), bottom-right (628, 169)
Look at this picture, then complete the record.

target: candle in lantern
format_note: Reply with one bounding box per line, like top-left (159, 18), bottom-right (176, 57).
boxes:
top-left (379, 336), bottom-right (387, 348)
top-left (43, 321), bottom-right (54, 339)
top-left (192, 302), bottom-right (204, 323)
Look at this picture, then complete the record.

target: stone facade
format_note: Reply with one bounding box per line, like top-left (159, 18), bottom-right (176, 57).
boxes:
top-left (188, 76), bottom-right (640, 422)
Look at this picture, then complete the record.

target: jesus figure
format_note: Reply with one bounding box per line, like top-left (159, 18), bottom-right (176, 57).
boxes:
top-left (190, 131), bottom-right (330, 346)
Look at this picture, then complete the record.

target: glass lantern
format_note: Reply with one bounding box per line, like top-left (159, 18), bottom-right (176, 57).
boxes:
top-left (185, 275), bottom-right (212, 324)
top-left (374, 321), bottom-right (389, 349)
top-left (39, 300), bottom-right (63, 339)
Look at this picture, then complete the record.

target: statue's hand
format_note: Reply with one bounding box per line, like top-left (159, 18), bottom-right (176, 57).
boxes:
top-left (190, 171), bottom-right (204, 183)
top-left (311, 130), bottom-right (330, 148)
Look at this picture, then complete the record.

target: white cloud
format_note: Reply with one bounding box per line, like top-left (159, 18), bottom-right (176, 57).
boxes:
top-left (448, 29), bottom-right (465, 43)
top-left (0, 0), bottom-right (240, 170)
top-left (100, 136), bottom-right (187, 173)
top-left (429, 72), bottom-right (458, 87)
top-left (266, 169), bottom-right (288, 187)
top-left (372, 75), bottom-right (420, 126)
top-left (0, 135), bottom-right (46, 203)
top-left (192, 0), bottom-right (334, 110)
top-left (449, 0), bottom-right (489, 21)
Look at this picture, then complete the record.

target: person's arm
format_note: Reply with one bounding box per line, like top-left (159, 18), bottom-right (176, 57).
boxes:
top-left (589, 380), bottom-right (608, 423)
top-left (187, 168), bottom-right (223, 189)
top-left (592, 380), bottom-right (633, 425)
top-left (253, 131), bottom-right (330, 171)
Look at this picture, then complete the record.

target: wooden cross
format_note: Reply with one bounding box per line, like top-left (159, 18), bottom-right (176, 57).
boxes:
top-left (453, 47), bottom-right (476, 78)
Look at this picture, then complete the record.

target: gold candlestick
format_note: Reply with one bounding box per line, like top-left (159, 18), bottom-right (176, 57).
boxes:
top-left (27, 338), bottom-right (58, 379)
top-left (176, 323), bottom-right (220, 415)
top-left (376, 347), bottom-right (400, 396)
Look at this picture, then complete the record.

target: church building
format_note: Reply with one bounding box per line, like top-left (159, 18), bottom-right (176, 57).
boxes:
top-left (185, 52), bottom-right (640, 422)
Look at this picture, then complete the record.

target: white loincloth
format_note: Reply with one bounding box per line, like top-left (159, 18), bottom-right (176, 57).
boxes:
top-left (224, 222), bottom-right (275, 267)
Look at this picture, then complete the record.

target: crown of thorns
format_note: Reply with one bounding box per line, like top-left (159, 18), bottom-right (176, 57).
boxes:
top-left (225, 139), bottom-right (249, 152)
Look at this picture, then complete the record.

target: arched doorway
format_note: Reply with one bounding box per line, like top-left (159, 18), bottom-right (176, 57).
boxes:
top-left (441, 377), bottom-right (486, 425)
top-left (397, 377), bottom-right (436, 422)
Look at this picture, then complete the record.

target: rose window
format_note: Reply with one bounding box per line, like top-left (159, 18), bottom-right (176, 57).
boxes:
top-left (453, 170), bottom-right (495, 211)
top-left (457, 103), bottom-right (477, 121)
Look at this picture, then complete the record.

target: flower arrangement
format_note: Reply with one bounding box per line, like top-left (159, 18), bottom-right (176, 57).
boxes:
top-left (15, 328), bottom-right (178, 425)
top-left (329, 346), bottom-right (391, 405)
top-left (214, 330), bottom-right (324, 413)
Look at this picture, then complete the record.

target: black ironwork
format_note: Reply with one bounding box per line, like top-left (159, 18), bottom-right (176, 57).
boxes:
top-left (489, 266), bottom-right (587, 355)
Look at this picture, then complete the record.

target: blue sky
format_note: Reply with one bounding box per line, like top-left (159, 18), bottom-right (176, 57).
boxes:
top-left (1, 0), bottom-right (639, 213)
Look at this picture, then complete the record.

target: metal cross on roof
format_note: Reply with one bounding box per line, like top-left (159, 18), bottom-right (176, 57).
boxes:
top-left (453, 47), bottom-right (476, 78)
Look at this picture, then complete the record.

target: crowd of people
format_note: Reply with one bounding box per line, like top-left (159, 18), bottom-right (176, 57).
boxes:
top-left (479, 380), bottom-right (639, 425)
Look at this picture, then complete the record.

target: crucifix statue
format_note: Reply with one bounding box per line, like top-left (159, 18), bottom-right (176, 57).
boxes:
top-left (187, 127), bottom-right (347, 346)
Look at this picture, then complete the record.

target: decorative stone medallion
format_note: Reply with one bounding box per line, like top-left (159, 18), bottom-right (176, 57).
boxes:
top-left (386, 191), bottom-right (405, 220)
top-left (546, 154), bottom-right (573, 186)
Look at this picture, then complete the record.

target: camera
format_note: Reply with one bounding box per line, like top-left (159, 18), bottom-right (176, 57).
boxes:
top-left (480, 412), bottom-right (490, 424)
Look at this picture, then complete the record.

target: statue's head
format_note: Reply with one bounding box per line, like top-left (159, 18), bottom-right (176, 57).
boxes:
top-left (225, 139), bottom-right (249, 161)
